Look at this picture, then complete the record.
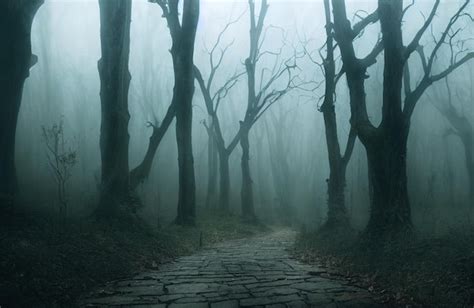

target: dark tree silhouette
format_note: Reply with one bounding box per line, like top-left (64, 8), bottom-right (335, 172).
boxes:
top-left (0, 0), bottom-right (44, 207)
top-left (432, 77), bottom-right (473, 202)
top-left (194, 17), bottom-right (244, 211)
top-left (151, 0), bottom-right (200, 225)
top-left (311, 0), bottom-right (381, 230)
top-left (331, 0), bottom-right (474, 240)
top-left (96, 0), bottom-right (132, 217)
top-left (240, 0), bottom-right (299, 221)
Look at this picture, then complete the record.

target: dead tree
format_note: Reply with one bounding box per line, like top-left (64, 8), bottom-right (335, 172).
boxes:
top-left (263, 109), bottom-right (295, 224)
top-left (151, 0), bottom-right (200, 225)
top-left (42, 120), bottom-right (77, 217)
top-left (0, 0), bottom-right (44, 207)
top-left (432, 77), bottom-right (474, 202)
top-left (331, 0), bottom-right (474, 240)
top-left (310, 0), bottom-right (381, 230)
top-left (194, 17), bottom-right (245, 211)
top-left (96, 0), bottom-right (132, 217)
top-left (240, 0), bottom-right (300, 221)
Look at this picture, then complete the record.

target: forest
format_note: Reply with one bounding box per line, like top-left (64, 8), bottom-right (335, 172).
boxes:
top-left (1, 0), bottom-right (473, 307)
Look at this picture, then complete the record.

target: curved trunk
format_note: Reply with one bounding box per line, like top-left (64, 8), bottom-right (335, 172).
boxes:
top-left (0, 1), bottom-right (43, 207)
top-left (218, 151), bottom-right (230, 211)
top-left (240, 127), bottom-right (255, 221)
top-left (129, 103), bottom-right (175, 190)
top-left (97, 0), bottom-right (132, 217)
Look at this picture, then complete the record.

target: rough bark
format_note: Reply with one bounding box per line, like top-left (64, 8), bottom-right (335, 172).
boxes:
top-left (320, 0), bottom-right (356, 229)
top-left (204, 120), bottom-right (218, 208)
top-left (0, 0), bottom-right (43, 207)
top-left (170, 0), bottom-right (200, 225)
top-left (240, 125), bottom-right (255, 221)
top-left (96, 0), bottom-right (132, 217)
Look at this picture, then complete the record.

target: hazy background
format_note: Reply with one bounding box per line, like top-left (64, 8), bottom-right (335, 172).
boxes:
top-left (17, 0), bottom-right (474, 233)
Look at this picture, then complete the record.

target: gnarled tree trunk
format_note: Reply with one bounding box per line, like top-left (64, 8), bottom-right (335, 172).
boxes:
top-left (96, 0), bottom-right (132, 217)
top-left (0, 0), bottom-right (43, 207)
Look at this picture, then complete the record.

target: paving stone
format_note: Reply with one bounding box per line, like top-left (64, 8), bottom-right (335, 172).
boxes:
top-left (81, 230), bottom-right (375, 307)
top-left (210, 300), bottom-right (239, 308)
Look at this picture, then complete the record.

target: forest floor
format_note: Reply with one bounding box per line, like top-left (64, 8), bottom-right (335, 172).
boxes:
top-left (293, 227), bottom-right (474, 306)
top-left (0, 208), bottom-right (267, 307)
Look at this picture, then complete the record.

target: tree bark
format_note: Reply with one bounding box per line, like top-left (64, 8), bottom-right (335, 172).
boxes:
top-left (96, 0), bottom-right (132, 217)
top-left (0, 0), bottom-right (43, 207)
top-left (218, 150), bottom-right (231, 211)
top-left (240, 125), bottom-right (255, 221)
top-left (364, 132), bottom-right (412, 236)
top-left (173, 0), bottom-right (199, 225)
top-left (205, 121), bottom-right (218, 209)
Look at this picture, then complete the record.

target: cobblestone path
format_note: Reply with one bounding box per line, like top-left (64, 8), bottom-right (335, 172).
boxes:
top-left (83, 230), bottom-right (376, 307)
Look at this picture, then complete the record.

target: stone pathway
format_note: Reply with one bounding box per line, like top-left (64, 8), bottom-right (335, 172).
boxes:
top-left (82, 230), bottom-right (376, 307)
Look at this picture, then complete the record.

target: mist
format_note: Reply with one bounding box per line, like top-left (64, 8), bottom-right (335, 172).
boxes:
top-left (1, 0), bottom-right (474, 306)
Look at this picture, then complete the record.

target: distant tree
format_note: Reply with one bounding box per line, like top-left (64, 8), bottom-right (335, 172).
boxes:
top-left (0, 0), bottom-right (44, 207)
top-left (331, 0), bottom-right (474, 240)
top-left (151, 0), bottom-right (200, 225)
top-left (432, 77), bottom-right (473, 202)
top-left (194, 16), bottom-right (245, 211)
top-left (240, 0), bottom-right (300, 221)
top-left (96, 0), bottom-right (132, 217)
top-left (263, 109), bottom-right (295, 224)
top-left (42, 119), bottom-right (77, 217)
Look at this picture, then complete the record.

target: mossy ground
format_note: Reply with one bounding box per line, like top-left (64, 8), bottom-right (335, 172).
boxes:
top-left (0, 208), bottom-right (268, 307)
top-left (293, 226), bottom-right (474, 306)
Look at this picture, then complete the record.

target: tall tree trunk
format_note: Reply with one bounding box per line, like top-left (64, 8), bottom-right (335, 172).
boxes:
top-left (364, 132), bottom-right (412, 237)
top-left (240, 126), bottom-right (255, 221)
top-left (460, 133), bottom-right (474, 202)
top-left (218, 150), bottom-right (230, 211)
top-left (205, 124), bottom-right (218, 208)
top-left (96, 0), bottom-right (132, 217)
top-left (173, 0), bottom-right (199, 225)
top-left (0, 1), bottom-right (43, 207)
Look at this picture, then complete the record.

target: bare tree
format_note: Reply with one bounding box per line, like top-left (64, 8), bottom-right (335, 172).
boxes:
top-left (331, 0), bottom-right (474, 240)
top-left (42, 119), bottom-right (77, 217)
top-left (240, 0), bottom-right (300, 221)
top-left (263, 109), bottom-right (295, 224)
top-left (309, 0), bottom-right (381, 230)
top-left (96, 0), bottom-right (132, 217)
top-left (0, 0), bottom-right (44, 207)
top-left (432, 77), bottom-right (473, 202)
top-left (194, 16), bottom-right (245, 211)
top-left (151, 0), bottom-right (200, 225)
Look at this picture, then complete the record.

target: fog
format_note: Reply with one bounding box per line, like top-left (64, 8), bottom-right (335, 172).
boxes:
top-left (15, 0), bottom-right (474, 232)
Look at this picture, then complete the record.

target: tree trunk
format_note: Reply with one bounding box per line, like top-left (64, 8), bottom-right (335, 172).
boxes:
top-left (129, 103), bottom-right (175, 190)
top-left (173, 0), bottom-right (199, 225)
top-left (205, 125), bottom-right (218, 209)
top-left (0, 1), bottom-right (43, 207)
top-left (460, 133), bottom-right (474, 202)
top-left (240, 126), bottom-right (255, 221)
top-left (364, 132), bottom-right (412, 238)
top-left (218, 150), bottom-right (230, 212)
top-left (96, 0), bottom-right (132, 217)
